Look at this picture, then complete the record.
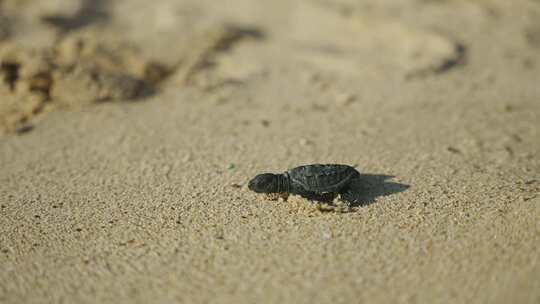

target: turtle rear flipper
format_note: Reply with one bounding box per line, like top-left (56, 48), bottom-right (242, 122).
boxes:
top-left (339, 186), bottom-right (361, 205)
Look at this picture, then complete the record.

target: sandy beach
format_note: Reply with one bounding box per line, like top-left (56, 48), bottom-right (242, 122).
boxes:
top-left (1, 0), bottom-right (539, 303)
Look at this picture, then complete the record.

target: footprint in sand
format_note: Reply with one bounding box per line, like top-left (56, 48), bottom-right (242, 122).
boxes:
top-left (284, 1), bottom-right (466, 78)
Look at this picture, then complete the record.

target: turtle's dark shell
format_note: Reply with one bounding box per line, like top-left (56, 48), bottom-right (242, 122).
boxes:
top-left (287, 164), bottom-right (359, 194)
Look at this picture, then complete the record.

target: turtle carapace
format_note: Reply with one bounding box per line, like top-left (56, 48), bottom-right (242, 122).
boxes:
top-left (248, 164), bottom-right (360, 203)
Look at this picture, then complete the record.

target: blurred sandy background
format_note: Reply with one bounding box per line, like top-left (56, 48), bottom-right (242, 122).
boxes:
top-left (1, 0), bottom-right (539, 303)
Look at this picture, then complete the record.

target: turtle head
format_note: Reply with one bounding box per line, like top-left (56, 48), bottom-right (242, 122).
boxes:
top-left (248, 173), bottom-right (278, 193)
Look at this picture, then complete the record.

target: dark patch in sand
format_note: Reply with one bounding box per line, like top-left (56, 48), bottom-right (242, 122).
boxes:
top-left (41, 0), bottom-right (109, 32)
top-left (0, 61), bottom-right (19, 90)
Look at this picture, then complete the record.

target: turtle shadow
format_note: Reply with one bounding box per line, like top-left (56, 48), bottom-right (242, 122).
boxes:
top-left (345, 174), bottom-right (410, 207)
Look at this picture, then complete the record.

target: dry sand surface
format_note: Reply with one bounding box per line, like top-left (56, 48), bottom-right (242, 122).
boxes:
top-left (1, 0), bottom-right (540, 303)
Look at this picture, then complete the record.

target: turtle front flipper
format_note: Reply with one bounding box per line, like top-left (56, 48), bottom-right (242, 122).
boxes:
top-left (295, 189), bottom-right (336, 202)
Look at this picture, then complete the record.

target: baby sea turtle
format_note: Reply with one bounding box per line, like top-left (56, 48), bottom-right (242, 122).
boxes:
top-left (248, 164), bottom-right (360, 203)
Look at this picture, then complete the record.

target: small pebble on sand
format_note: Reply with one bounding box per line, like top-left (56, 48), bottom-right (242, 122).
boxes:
top-left (335, 93), bottom-right (356, 106)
